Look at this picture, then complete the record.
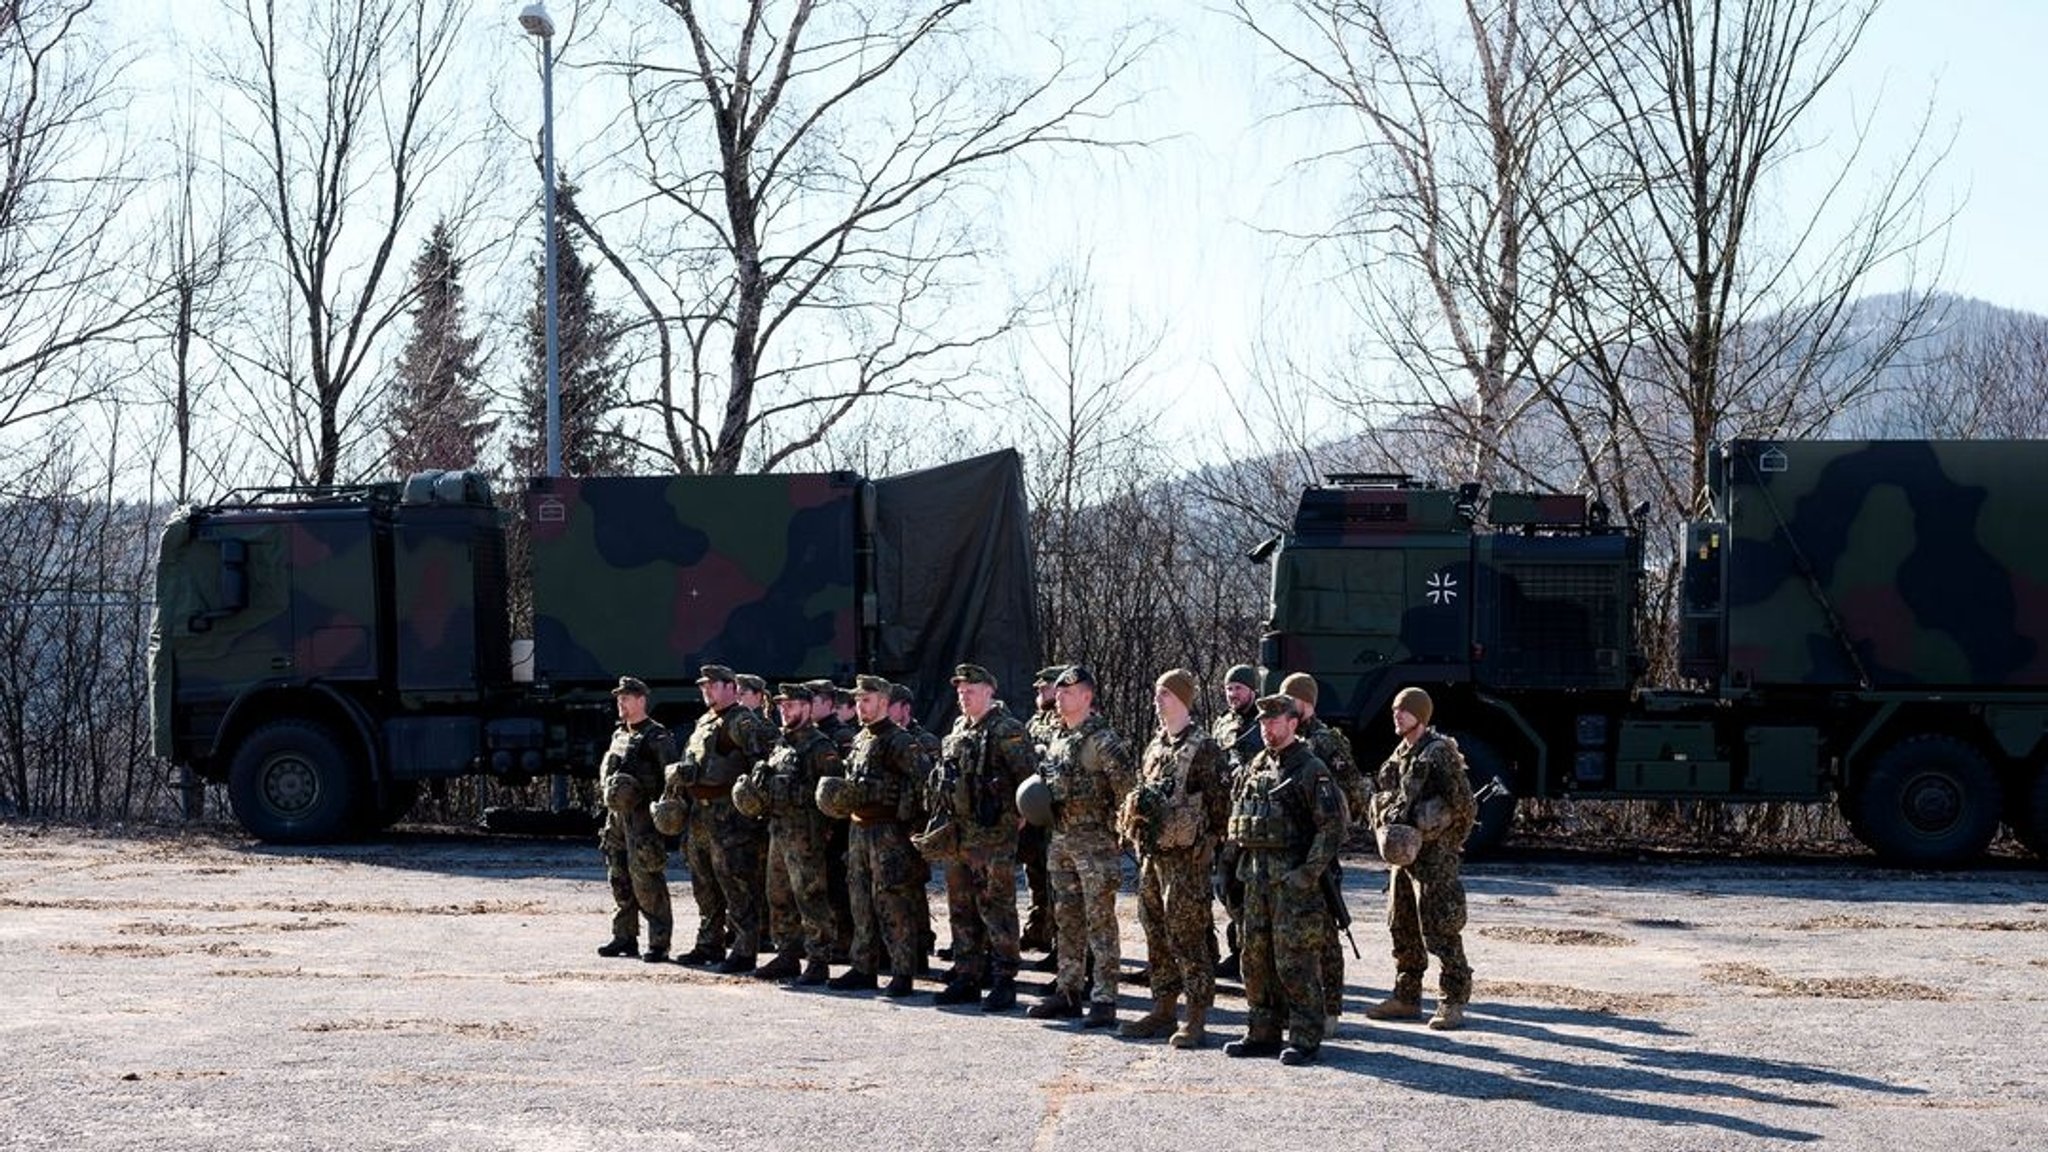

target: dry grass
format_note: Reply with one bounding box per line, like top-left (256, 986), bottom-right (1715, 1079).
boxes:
top-left (1479, 979), bottom-right (1687, 1015)
top-left (1479, 925), bottom-right (1633, 947)
top-left (1703, 961), bottom-right (1952, 1000)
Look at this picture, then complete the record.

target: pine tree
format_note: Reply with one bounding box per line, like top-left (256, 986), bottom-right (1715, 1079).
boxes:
top-left (512, 181), bottom-right (631, 477)
top-left (386, 221), bottom-right (496, 475)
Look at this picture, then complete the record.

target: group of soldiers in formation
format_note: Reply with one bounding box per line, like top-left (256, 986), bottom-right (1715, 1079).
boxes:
top-left (596, 659), bottom-right (1479, 1066)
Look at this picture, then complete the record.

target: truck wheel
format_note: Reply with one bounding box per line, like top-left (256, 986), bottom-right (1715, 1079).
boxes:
top-left (228, 721), bottom-right (361, 843)
top-left (1849, 735), bottom-right (2001, 868)
top-left (2012, 771), bottom-right (2048, 861)
top-left (1459, 734), bottom-right (1517, 857)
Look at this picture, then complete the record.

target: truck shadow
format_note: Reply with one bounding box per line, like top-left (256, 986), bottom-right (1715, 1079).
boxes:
top-left (1310, 1001), bottom-right (1921, 1142)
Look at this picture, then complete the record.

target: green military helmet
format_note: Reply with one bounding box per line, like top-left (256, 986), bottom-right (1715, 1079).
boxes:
top-left (603, 771), bottom-right (643, 813)
top-left (1015, 773), bottom-right (1054, 828)
top-left (815, 775), bottom-right (858, 820)
top-left (1376, 822), bottom-right (1421, 867)
top-left (731, 773), bottom-right (769, 819)
top-left (650, 797), bottom-right (686, 836)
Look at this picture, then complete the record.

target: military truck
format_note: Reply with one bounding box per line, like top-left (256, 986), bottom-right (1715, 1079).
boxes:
top-left (1261, 439), bottom-right (2048, 867)
top-left (149, 451), bottom-right (1041, 843)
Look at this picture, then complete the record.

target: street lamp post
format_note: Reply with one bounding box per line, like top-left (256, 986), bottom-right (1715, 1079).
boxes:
top-left (519, 2), bottom-right (563, 480)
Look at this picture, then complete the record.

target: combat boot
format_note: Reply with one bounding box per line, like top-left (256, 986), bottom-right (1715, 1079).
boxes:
top-left (715, 950), bottom-right (757, 975)
top-left (640, 946), bottom-right (669, 963)
top-left (884, 973), bottom-right (919, 998)
top-left (795, 960), bottom-right (831, 986)
top-left (1279, 1044), bottom-right (1320, 1066)
top-left (980, 976), bottom-right (1018, 1013)
top-left (1223, 1037), bottom-right (1283, 1059)
top-left (933, 976), bottom-right (982, 1006)
top-left (1427, 1002), bottom-right (1467, 1031)
top-left (1366, 994), bottom-right (1424, 1021)
top-left (1169, 1003), bottom-right (1209, 1049)
top-left (597, 938), bottom-right (637, 958)
top-left (752, 952), bottom-right (801, 981)
top-left (1118, 995), bottom-right (1178, 1040)
top-left (1082, 1000), bottom-right (1117, 1029)
top-left (677, 942), bottom-right (724, 966)
top-left (827, 968), bottom-right (878, 992)
top-left (1025, 988), bottom-right (1082, 1019)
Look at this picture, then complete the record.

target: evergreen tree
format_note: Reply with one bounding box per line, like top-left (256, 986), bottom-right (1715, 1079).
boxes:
top-left (512, 181), bottom-right (631, 477)
top-left (386, 221), bottom-right (495, 475)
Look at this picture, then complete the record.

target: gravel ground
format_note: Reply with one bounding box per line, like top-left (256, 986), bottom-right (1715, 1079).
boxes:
top-left (3, 824), bottom-right (2044, 1151)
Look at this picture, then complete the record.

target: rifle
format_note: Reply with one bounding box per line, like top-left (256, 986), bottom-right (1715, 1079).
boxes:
top-left (1321, 861), bottom-right (1361, 959)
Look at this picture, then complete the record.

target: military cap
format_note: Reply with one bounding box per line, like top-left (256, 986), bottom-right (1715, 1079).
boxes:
top-left (734, 672), bottom-right (767, 695)
top-left (1392, 685), bottom-right (1434, 726)
top-left (1032, 664), bottom-right (1069, 686)
top-left (887, 682), bottom-right (916, 707)
top-left (951, 663), bottom-right (997, 687)
top-left (1054, 665), bottom-right (1096, 689)
top-left (773, 682), bottom-right (814, 702)
top-left (853, 673), bottom-right (893, 695)
top-left (1279, 672), bottom-right (1319, 708)
top-left (611, 675), bottom-right (649, 697)
top-left (803, 678), bottom-right (840, 698)
top-left (1225, 664), bottom-right (1259, 690)
top-left (1155, 668), bottom-right (1197, 710)
top-left (833, 687), bottom-right (854, 706)
top-left (697, 664), bottom-right (737, 685)
top-left (1255, 693), bottom-right (1301, 719)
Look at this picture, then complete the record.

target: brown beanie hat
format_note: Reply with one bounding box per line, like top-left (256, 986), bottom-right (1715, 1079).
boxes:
top-left (1279, 672), bottom-right (1319, 709)
top-left (1392, 686), bottom-right (1433, 726)
top-left (1155, 668), bottom-right (1198, 710)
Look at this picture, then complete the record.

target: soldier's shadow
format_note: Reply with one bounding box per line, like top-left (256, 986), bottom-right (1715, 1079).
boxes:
top-left (1301, 1001), bottom-right (1923, 1143)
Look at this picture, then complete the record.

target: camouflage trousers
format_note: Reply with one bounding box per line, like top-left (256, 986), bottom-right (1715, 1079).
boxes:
top-left (1239, 851), bottom-right (1329, 1049)
top-left (764, 808), bottom-right (837, 963)
top-left (683, 795), bottom-right (766, 955)
top-left (1048, 823), bottom-right (1122, 1007)
top-left (1017, 820), bottom-right (1052, 951)
top-left (827, 818), bottom-right (854, 959)
top-left (848, 820), bottom-right (927, 978)
top-left (943, 826), bottom-right (1021, 983)
top-left (600, 806), bottom-right (671, 951)
top-left (1136, 845), bottom-right (1215, 1008)
top-left (1386, 842), bottom-right (1472, 1004)
top-left (1323, 862), bottom-right (1345, 1016)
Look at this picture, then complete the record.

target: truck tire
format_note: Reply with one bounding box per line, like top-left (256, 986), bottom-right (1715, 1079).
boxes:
top-left (228, 720), bottom-right (361, 843)
top-left (1459, 734), bottom-right (1517, 857)
top-left (1849, 734), bottom-right (2001, 868)
top-left (2012, 771), bottom-right (2048, 861)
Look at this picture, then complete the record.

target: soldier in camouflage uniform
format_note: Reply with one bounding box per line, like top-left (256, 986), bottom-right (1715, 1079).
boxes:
top-left (734, 672), bottom-right (774, 958)
top-left (1223, 694), bottom-right (1344, 1066)
top-left (596, 676), bottom-right (678, 961)
top-left (1211, 664), bottom-right (1263, 980)
top-left (1119, 669), bottom-right (1230, 1048)
top-left (827, 674), bottom-right (931, 997)
top-left (1019, 665), bottom-right (1065, 958)
top-left (924, 664), bottom-right (1037, 1012)
top-left (890, 682), bottom-right (941, 972)
top-left (1365, 686), bottom-right (1479, 1031)
top-left (1280, 672), bottom-right (1370, 1034)
top-left (806, 679), bottom-right (858, 961)
top-left (667, 664), bottom-right (774, 973)
top-left (751, 684), bottom-right (844, 985)
top-left (1026, 665), bottom-right (1136, 1029)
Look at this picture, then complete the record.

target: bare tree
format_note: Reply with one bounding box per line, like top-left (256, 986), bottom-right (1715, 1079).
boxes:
top-left (573, 0), bottom-right (1146, 474)
top-left (210, 0), bottom-right (481, 485)
top-left (1233, 0), bottom-right (1616, 488)
top-left (0, 0), bottom-right (157, 435)
top-left (1563, 0), bottom-right (1945, 514)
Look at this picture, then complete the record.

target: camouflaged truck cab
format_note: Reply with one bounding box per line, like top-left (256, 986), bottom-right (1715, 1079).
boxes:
top-left (1261, 440), bottom-right (2048, 868)
top-left (150, 453), bottom-right (1041, 843)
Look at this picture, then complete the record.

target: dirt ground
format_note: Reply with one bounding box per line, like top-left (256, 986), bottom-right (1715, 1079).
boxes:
top-left (3, 824), bottom-right (2045, 1151)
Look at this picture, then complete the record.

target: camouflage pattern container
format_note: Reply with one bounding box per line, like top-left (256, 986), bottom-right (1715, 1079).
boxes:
top-left (525, 473), bottom-right (861, 692)
top-left (1703, 439), bottom-right (2048, 690)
